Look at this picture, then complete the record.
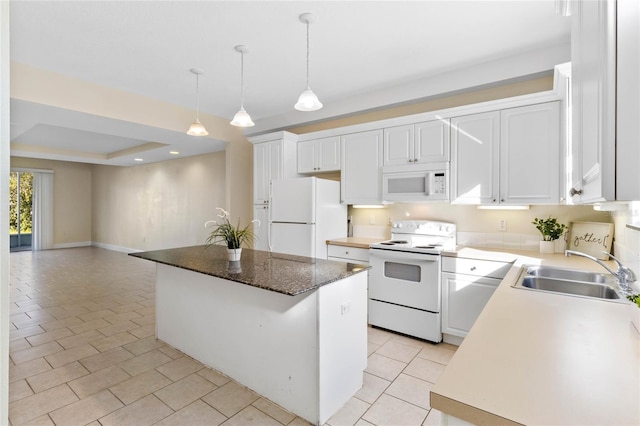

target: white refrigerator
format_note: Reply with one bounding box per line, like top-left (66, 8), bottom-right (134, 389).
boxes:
top-left (270, 177), bottom-right (347, 259)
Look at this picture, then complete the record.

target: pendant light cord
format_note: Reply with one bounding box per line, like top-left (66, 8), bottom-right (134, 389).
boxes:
top-left (195, 73), bottom-right (201, 121)
top-left (305, 20), bottom-right (310, 89)
top-left (240, 50), bottom-right (245, 108)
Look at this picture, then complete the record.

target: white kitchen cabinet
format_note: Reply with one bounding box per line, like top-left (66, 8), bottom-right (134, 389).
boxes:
top-left (383, 120), bottom-right (449, 166)
top-left (450, 111), bottom-right (500, 204)
top-left (327, 244), bottom-right (370, 265)
top-left (341, 130), bottom-right (383, 205)
top-left (441, 256), bottom-right (512, 339)
top-left (253, 140), bottom-right (281, 205)
top-left (500, 102), bottom-right (560, 204)
top-left (617, 0), bottom-right (640, 200)
top-left (249, 131), bottom-right (299, 252)
top-left (570, 0), bottom-right (616, 203)
top-left (253, 204), bottom-right (270, 251)
top-left (451, 102), bottom-right (560, 205)
top-left (297, 136), bottom-right (341, 174)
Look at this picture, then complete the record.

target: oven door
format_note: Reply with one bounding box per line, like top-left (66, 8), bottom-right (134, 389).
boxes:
top-left (369, 248), bottom-right (441, 312)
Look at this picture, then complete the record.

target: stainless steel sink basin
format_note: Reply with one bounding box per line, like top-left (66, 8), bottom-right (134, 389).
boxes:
top-left (525, 265), bottom-right (610, 284)
top-left (513, 265), bottom-right (627, 303)
top-left (520, 276), bottom-right (621, 299)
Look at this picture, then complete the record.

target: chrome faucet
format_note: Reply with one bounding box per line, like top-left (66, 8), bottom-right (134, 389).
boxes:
top-left (565, 250), bottom-right (636, 295)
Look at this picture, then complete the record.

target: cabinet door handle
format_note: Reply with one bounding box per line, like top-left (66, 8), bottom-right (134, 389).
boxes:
top-left (470, 266), bottom-right (476, 271)
top-left (569, 187), bottom-right (583, 196)
top-left (345, 251), bottom-right (349, 255)
top-left (414, 158), bottom-right (418, 163)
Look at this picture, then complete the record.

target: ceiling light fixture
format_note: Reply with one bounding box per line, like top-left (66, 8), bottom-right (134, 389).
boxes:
top-left (294, 12), bottom-right (323, 112)
top-left (230, 45), bottom-right (255, 127)
top-left (187, 68), bottom-right (209, 136)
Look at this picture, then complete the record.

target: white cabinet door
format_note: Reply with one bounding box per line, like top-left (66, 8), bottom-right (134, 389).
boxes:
top-left (297, 140), bottom-right (316, 174)
top-left (415, 119), bottom-right (450, 163)
top-left (617, 0), bottom-right (640, 200)
top-left (253, 142), bottom-right (271, 205)
top-left (253, 204), bottom-right (270, 251)
top-left (450, 111), bottom-right (500, 204)
top-left (441, 272), bottom-right (500, 338)
top-left (383, 125), bottom-right (414, 166)
top-left (500, 102), bottom-right (560, 204)
top-left (341, 130), bottom-right (383, 204)
top-left (571, 0), bottom-right (616, 203)
top-left (298, 137), bottom-right (341, 173)
top-left (317, 136), bottom-right (341, 172)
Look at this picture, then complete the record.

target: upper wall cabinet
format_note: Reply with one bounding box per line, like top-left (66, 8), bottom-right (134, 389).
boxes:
top-left (616, 0), bottom-right (640, 200)
top-left (451, 102), bottom-right (560, 205)
top-left (341, 130), bottom-right (383, 204)
top-left (450, 111), bottom-right (500, 204)
top-left (383, 120), bottom-right (450, 167)
top-left (297, 136), bottom-right (341, 174)
top-left (250, 132), bottom-right (299, 205)
top-left (570, 0), bottom-right (616, 203)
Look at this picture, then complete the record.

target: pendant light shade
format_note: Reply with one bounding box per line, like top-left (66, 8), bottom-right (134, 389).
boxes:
top-left (295, 13), bottom-right (323, 112)
top-left (187, 68), bottom-right (208, 136)
top-left (230, 45), bottom-right (255, 127)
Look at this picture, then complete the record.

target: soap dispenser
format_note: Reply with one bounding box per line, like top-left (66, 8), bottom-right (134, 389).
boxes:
top-left (347, 216), bottom-right (353, 237)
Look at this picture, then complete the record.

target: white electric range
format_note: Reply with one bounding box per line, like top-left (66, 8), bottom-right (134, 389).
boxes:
top-left (369, 220), bottom-right (456, 342)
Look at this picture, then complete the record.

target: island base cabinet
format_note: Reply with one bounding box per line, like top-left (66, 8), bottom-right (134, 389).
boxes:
top-left (155, 263), bottom-right (367, 425)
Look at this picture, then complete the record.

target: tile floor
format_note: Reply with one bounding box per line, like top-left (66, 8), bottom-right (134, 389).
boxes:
top-left (8, 247), bottom-right (455, 426)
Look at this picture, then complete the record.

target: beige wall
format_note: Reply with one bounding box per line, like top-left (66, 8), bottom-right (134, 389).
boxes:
top-left (10, 157), bottom-right (92, 246)
top-left (92, 152), bottom-right (226, 251)
top-left (10, 62), bottom-right (253, 243)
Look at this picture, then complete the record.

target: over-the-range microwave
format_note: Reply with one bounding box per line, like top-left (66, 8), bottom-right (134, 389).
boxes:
top-left (382, 162), bottom-right (449, 202)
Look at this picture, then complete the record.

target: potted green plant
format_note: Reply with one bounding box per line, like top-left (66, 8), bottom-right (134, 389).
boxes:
top-left (205, 208), bottom-right (259, 261)
top-left (532, 216), bottom-right (567, 253)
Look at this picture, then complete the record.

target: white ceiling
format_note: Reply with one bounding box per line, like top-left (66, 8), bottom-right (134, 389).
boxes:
top-left (9, 0), bottom-right (571, 166)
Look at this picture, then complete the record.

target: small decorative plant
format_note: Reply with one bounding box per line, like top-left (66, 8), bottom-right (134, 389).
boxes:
top-left (205, 208), bottom-right (259, 249)
top-left (532, 216), bottom-right (567, 241)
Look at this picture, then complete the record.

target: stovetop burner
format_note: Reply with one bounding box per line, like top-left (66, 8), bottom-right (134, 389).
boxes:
top-left (369, 220), bottom-right (456, 254)
top-left (380, 240), bottom-right (408, 245)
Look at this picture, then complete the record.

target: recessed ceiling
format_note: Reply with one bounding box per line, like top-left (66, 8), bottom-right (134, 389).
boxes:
top-left (9, 0), bottom-right (571, 166)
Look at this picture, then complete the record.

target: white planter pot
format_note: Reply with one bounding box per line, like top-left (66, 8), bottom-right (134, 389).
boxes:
top-left (227, 248), bottom-right (242, 261)
top-left (539, 241), bottom-right (555, 253)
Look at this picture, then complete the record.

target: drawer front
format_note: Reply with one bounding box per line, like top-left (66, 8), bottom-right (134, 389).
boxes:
top-left (441, 257), bottom-right (512, 279)
top-left (327, 245), bottom-right (370, 263)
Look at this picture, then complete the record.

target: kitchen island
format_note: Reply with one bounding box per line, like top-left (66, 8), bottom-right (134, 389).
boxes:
top-left (130, 245), bottom-right (369, 425)
top-left (431, 248), bottom-right (640, 425)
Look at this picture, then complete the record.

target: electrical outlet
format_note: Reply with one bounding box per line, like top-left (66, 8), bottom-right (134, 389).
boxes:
top-left (341, 302), bottom-right (351, 315)
top-left (499, 219), bottom-right (507, 232)
top-left (369, 215), bottom-right (376, 225)
top-left (387, 217), bottom-right (392, 225)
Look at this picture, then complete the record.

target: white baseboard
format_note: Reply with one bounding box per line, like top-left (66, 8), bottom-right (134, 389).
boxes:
top-left (52, 241), bottom-right (92, 249)
top-left (91, 241), bottom-right (141, 254)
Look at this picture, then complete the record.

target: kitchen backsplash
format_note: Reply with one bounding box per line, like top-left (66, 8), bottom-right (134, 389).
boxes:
top-left (611, 201), bottom-right (640, 277)
top-left (349, 203), bottom-right (610, 251)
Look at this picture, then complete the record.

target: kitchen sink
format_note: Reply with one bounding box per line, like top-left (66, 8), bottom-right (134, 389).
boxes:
top-left (520, 276), bottom-right (621, 299)
top-left (525, 265), bottom-right (609, 284)
top-left (513, 265), bottom-right (627, 302)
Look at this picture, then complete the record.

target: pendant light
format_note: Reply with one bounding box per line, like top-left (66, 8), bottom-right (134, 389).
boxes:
top-left (230, 45), bottom-right (255, 127)
top-left (294, 12), bottom-right (323, 111)
top-left (187, 68), bottom-right (209, 136)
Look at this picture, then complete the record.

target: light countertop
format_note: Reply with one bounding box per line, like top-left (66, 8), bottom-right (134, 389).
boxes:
top-left (326, 237), bottom-right (384, 249)
top-left (430, 248), bottom-right (640, 425)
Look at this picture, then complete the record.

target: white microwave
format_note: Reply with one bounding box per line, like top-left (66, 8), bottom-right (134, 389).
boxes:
top-left (382, 163), bottom-right (449, 202)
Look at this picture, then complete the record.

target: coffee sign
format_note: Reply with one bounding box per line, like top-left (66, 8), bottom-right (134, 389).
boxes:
top-left (568, 221), bottom-right (614, 260)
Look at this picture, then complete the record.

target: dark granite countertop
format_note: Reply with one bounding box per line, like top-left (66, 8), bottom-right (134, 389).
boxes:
top-left (130, 245), bottom-right (369, 296)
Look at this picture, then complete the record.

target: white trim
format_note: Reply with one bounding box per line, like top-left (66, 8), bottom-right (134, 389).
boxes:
top-left (53, 241), bottom-right (92, 249)
top-left (0, 1), bottom-right (10, 422)
top-left (10, 167), bottom-right (54, 174)
top-left (92, 241), bottom-right (141, 254)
